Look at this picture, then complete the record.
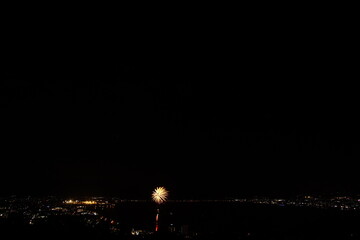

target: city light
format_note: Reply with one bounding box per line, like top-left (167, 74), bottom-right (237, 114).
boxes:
top-left (64, 200), bottom-right (98, 205)
top-left (1, 195), bottom-right (360, 239)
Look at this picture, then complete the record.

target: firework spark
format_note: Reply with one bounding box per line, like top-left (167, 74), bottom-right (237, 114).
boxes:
top-left (152, 187), bottom-right (169, 204)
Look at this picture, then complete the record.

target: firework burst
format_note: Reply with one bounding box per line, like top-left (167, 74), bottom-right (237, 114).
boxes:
top-left (152, 187), bottom-right (169, 204)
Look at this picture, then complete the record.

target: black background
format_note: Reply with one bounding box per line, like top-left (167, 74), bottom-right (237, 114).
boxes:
top-left (2, 6), bottom-right (358, 199)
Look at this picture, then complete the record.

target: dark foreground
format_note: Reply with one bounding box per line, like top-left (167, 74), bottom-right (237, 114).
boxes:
top-left (1, 202), bottom-right (360, 240)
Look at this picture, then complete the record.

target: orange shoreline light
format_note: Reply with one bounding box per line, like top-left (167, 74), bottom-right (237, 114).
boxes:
top-left (64, 200), bottom-right (98, 205)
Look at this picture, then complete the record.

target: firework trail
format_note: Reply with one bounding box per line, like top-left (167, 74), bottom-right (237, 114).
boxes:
top-left (152, 187), bottom-right (168, 232)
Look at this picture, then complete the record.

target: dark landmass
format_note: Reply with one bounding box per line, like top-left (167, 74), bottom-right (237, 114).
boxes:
top-left (1, 196), bottom-right (360, 239)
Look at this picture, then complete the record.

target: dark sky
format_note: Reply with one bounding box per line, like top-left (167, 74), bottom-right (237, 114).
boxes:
top-left (2, 9), bottom-right (358, 199)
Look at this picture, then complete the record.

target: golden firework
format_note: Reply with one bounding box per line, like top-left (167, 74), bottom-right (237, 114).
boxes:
top-left (152, 187), bottom-right (168, 204)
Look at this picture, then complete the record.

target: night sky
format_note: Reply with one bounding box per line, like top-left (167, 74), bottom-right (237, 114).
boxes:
top-left (2, 9), bottom-right (358, 199)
